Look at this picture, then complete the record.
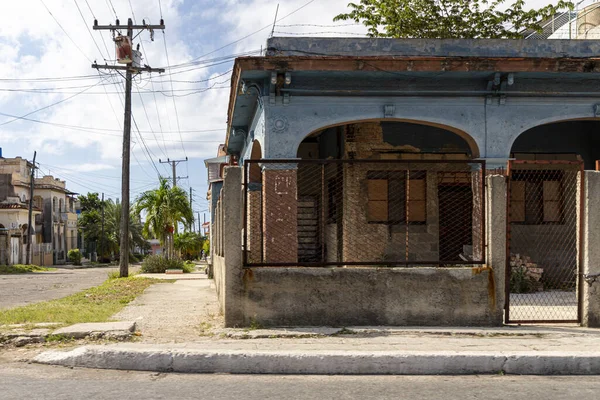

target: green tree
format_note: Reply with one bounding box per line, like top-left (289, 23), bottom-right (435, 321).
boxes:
top-left (78, 195), bottom-right (146, 261)
top-left (174, 232), bottom-right (206, 260)
top-left (134, 178), bottom-right (193, 259)
top-left (334, 0), bottom-right (573, 39)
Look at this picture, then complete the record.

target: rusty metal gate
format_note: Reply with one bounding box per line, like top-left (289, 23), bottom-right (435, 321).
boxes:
top-left (505, 160), bottom-right (583, 323)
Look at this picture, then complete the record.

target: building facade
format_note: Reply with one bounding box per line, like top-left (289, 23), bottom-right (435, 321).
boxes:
top-left (34, 175), bottom-right (78, 265)
top-left (210, 37), bottom-right (600, 328)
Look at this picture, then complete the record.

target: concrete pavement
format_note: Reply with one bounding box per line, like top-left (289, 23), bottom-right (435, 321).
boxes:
top-left (18, 272), bottom-right (600, 375)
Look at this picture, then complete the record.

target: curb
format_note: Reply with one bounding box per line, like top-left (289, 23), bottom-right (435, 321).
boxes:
top-left (33, 346), bottom-right (600, 375)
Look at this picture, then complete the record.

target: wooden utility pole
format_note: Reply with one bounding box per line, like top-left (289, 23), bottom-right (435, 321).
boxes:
top-left (159, 157), bottom-right (188, 187)
top-left (101, 192), bottom-right (105, 262)
top-left (25, 151), bottom-right (36, 265)
top-left (189, 187), bottom-right (193, 232)
top-left (92, 18), bottom-right (165, 277)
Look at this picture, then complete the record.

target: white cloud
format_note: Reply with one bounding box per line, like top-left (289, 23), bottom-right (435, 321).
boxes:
top-left (0, 0), bottom-right (572, 201)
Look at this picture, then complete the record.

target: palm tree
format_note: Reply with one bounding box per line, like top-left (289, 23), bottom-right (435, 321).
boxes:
top-left (134, 178), bottom-right (193, 258)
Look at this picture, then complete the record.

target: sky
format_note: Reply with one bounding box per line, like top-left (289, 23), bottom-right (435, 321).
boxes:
top-left (0, 0), bottom-right (585, 224)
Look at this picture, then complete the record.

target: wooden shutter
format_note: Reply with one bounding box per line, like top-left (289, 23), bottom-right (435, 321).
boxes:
top-left (543, 180), bottom-right (561, 222)
top-left (367, 179), bottom-right (388, 222)
top-left (407, 177), bottom-right (426, 222)
top-left (511, 180), bottom-right (526, 222)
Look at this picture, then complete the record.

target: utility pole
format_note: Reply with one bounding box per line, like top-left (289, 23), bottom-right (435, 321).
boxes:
top-left (159, 157), bottom-right (188, 187)
top-left (92, 17), bottom-right (165, 277)
top-left (25, 151), bottom-right (36, 265)
top-left (101, 192), bottom-right (105, 262)
top-left (189, 187), bottom-right (193, 232)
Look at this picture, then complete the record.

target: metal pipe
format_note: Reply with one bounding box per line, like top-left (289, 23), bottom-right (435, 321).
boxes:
top-left (280, 88), bottom-right (600, 97)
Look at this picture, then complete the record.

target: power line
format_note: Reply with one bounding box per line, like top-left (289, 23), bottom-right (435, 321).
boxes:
top-left (39, 0), bottom-right (93, 63)
top-left (162, 30), bottom-right (187, 159)
top-left (73, 0), bottom-right (106, 61)
top-left (0, 77), bottom-right (110, 127)
top-left (0, 112), bottom-right (225, 139)
top-left (180, 0), bottom-right (317, 67)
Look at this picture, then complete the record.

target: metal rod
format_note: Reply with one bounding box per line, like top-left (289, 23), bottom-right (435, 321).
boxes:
top-left (505, 160), bottom-right (512, 323)
top-left (280, 88), bottom-right (600, 97)
top-left (244, 260), bottom-right (487, 268)
top-left (320, 164), bottom-right (326, 262)
top-left (578, 161), bottom-right (585, 323)
top-left (243, 160), bottom-right (248, 266)
top-left (93, 24), bottom-right (165, 30)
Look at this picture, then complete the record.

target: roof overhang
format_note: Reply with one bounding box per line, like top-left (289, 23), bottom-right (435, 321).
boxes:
top-left (225, 37), bottom-right (600, 151)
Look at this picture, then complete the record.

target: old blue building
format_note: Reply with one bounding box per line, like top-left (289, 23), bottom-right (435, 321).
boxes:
top-left (210, 37), bottom-right (600, 327)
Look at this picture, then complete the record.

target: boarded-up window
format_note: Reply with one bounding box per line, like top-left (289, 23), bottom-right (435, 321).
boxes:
top-left (367, 171), bottom-right (426, 224)
top-left (512, 172), bottom-right (563, 224)
top-left (543, 181), bottom-right (561, 222)
top-left (408, 176), bottom-right (426, 222)
top-left (511, 181), bottom-right (526, 222)
top-left (367, 179), bottom-right (388, 222)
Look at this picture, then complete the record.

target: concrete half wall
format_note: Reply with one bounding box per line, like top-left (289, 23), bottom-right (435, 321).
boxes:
top-left (241, 267), bottom-right (501, 327)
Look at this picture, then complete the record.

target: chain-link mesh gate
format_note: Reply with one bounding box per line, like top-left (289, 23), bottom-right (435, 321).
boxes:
top-left (244, 159), bottom-right (486, 267)
top-left (506, 160), bottom-right (583, 323)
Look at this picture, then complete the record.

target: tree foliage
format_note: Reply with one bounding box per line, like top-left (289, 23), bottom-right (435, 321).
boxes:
top-left (77, 195), bottom-right (146, 261)
top-left (334, 0), bottom-right (574, 39)
top-left (134, 178), bottom-right (194, 258)
top-left (174, 232), bottom-right (207, 260)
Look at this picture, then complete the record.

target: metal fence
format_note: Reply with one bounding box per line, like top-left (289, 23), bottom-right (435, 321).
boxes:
top-left (244, 159), bottom-right (486, 267)
top-left (506, 160), bottom-right (583, 323)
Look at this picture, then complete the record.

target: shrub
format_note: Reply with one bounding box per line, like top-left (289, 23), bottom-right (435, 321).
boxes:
top-left (141, 255), bottom-right (184, 273)
top-left (510, 266), bottom-right (533, 294)
top-left (182, 261), bottom-right (196, 273)
top-left (67, 249), bottom-right (82, 265)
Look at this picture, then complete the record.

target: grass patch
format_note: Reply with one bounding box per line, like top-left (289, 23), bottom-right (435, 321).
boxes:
top-left (0, 264), bottom-right (56, 274)
top-left (0, 277), bottom-right (165, 325)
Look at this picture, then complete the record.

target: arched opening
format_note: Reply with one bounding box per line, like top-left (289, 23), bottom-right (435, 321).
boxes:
top-left (53, 197), bottom-right (57, 213)
top-left (34, 196), bottom-right (43, 210)
top-left (511, 120), bottom-right (600, 170)
top-left (59, 199), bottom-right (64, 213)
top-left (505, 119), bottom-right (600, 322)
top-left (21, 224), bottom-right (28, 245)
top-left (286, 120), bottom-right (482, 264)
top-left (296, 120), bottom-right (477, 160)
top-left (248, 140), bottom-right (262, 183)
top-left (246, 140), bottom-right (263, 264)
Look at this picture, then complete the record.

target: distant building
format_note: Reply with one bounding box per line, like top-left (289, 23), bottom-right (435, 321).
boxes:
top-left (0, 156), bottom-right (41, 264)
top-left (0, 154), bottom-right (78, 265)
top-left (34, 175), bottom-right (78, 265)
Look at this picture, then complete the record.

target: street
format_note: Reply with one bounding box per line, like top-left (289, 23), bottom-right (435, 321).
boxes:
top-left (0, 362), bottom-right (599, 400)
top-left (0, 266), bottom-right (128, 309)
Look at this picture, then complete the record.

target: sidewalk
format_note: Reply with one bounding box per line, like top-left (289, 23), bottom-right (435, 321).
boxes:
top-left (32, 273), bottom-right (600, 375)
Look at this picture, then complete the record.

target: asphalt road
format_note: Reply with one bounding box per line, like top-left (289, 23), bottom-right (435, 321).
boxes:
top-left (1, 363), bottom-right (599, 400)
top-left (0, 266), bottom-right (126, 309)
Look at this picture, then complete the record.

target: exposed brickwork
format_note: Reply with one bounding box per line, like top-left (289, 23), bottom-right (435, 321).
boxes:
top-left (262, 168), bottom-right (298, 263)
top-left (247, 189), bottom-right (262, 263)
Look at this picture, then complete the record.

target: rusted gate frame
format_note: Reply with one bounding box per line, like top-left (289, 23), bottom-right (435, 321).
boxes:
top-left (243, 158), bottom-right (486, 268)
top-left (504, 159), bottom-right (584, 324)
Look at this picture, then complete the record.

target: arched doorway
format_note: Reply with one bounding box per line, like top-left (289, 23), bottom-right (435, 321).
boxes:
top-left (511, 120), bottom-right (600, 169)
top-left (297, 120), bottom-right (477, 161)
top-left (505, 120), bottom-right (600, 323)
top-left (288, 120), bottom-right (484, 264)
top-left (246, 140), bottom-right (263, 263)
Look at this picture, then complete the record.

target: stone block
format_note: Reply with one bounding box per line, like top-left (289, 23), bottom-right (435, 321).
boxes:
top-left (52, 321), bottom-right (136, 339)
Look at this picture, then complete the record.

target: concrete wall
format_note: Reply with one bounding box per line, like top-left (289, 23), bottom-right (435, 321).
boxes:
top-left (241, 267), bottom-right (499, 326)
top-left (582, 171), bottom-right (600, 327)
top-left (486, 175), bottom-right (507, 322)
top-left (212, 167), bottom-right (244, 326)
top-left (214, 166), bottom-right (505, 327)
